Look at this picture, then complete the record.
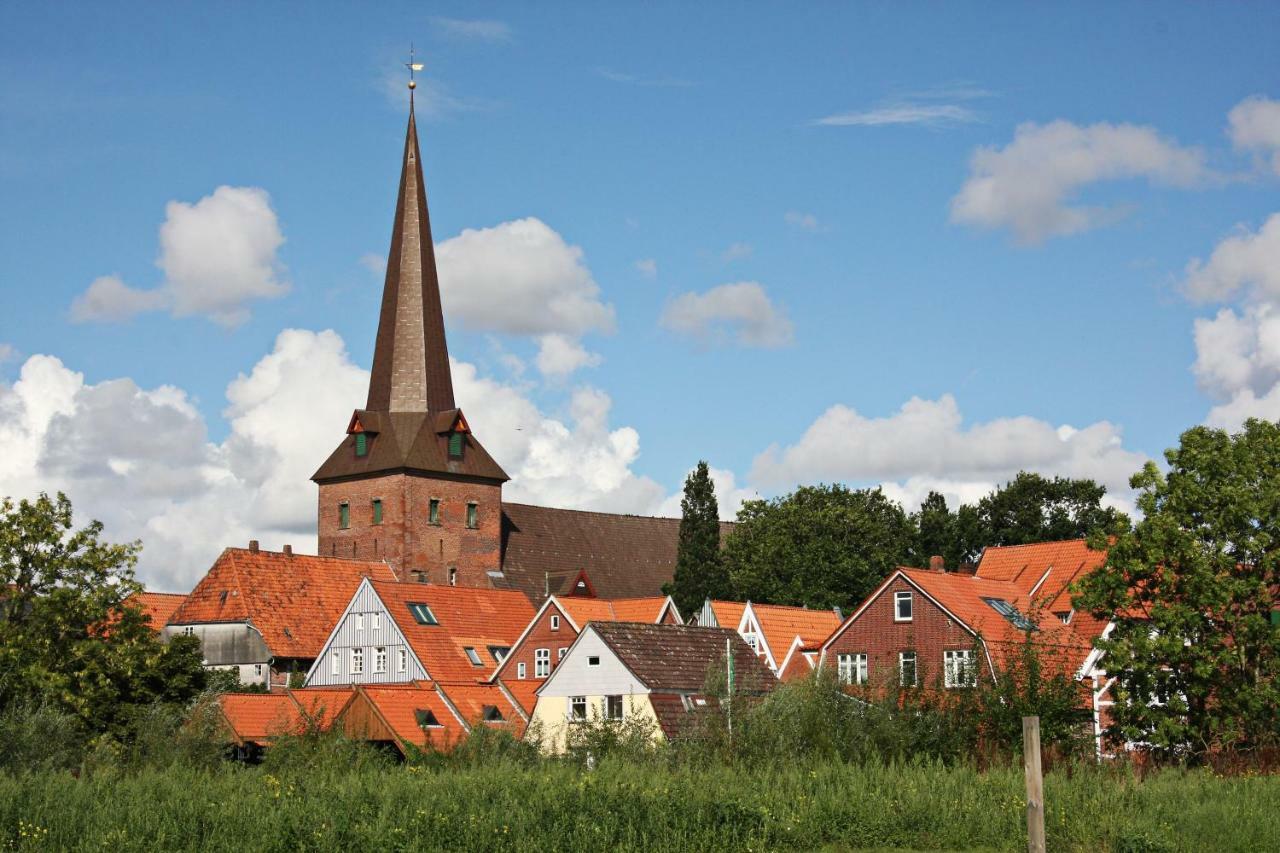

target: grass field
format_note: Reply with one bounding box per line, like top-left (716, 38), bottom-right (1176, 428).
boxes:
top-left (1, 757), bottom-right (1276, 852)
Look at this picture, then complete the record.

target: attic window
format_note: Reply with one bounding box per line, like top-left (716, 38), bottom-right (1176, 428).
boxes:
top-left (482, 705), bottom-right (504, 722)
top-left (587, 656), bottom-right (600, 667)
top-left (414, 708), bottom-right (442, 728)
top-left (488, 645), bottom-right (510, 663)
top-left (448, 432), bottom-right (464, 458)
top-left (464, 647), bottom-right (483, 666)
top-left (408, 603), bottom-right (438, 625)
top-left (982, 597), bottom-right (1038, 632)
top-left (355, 433), bottom-right (368, 457)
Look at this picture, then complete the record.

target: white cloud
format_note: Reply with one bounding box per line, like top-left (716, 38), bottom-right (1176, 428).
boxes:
top-left (816, 103), bottom-right (978, 128)
top-left (596, 68), bottom-right (693, 88)
top-left (661, 282), bottom-right (794, 348)
top-left (70, 186), bottom-right (288, 327)
top-left (784, 211), bottom-right (821, 230)
top-left (635, 258), bottom-right (658, 278)
top-left (1227, 95), bottom-right (1280, 176)
top-left (653, 464), bottom-right (758, 521)
top-left (749, 395), bottom-right (1147, 508)
top-left (0, 330), bottom-right (665, 590)
top-left (721, 242), bottom-right (753, 262)
top-left (359, 253), bottom-right (385, 275)
top-left (1182, 213), bottom-right (1280, 303)
top-left (432, 17), bottom-right (512, 43)
top-left (535, 334), bottom-right (602, 379)
top-left (951, 120), bottom-right (1209, 243)
top-left (1192, 306), bottom-right (1280, 400)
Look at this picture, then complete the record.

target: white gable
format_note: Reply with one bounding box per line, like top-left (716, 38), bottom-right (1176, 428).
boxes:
top-left (305, 579), bottom-right (428, 686)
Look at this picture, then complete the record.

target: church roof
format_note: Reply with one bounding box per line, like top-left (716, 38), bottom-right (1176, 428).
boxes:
top-left (496, 503), bottom-right (735, 603)
top-left (311, 409), bottom-right (508, 483)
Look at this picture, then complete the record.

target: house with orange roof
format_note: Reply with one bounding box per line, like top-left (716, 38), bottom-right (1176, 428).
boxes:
top-left (487, 594), bottom-right (680, 710)
top-left (212, 688), bottom-right (353, 758)
top-left (165, 543), bottom-right (397, 688)
top-left (693, 599), bottom-right (842, 676)
top-left (338, 681), bottom-right (525, 754)
top-left (126, 591), bottom-right (187, 634)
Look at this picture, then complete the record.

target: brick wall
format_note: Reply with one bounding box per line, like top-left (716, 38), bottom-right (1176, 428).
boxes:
top-left (502, 603), bottom-right (577, 684)
top-left (317, 473), bottom-right (502, 586)
top-left (825, 576), bottom-right (984, 688)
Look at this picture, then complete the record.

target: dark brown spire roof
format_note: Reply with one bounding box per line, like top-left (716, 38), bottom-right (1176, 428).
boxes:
top-left (366, 97), bottom-right (455, 414)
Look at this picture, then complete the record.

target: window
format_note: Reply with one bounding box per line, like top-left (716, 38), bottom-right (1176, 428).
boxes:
top-left (414, 708), bottom-right (441, 728)
top-left (397, 648), bottom-right (407, 673)
top-left (374, 647), bottom-right (387, 674)
top-left (587, 656), bottom-right (600, 667)
top-left (354, 612), bottom-right (364, 631)
top-left (981, 597), bottom-right (1037, 632)
top-left (517, 662), bottom-right (527, 680)
top-left (465, 647), bottom-right (483, 666)
top-left (569, 696), bottom-right (587, 721)
top-left (894, 591), bottom-right (913, 622)
top-left (605, 695), bottom-right (624, 721)
top-left (535, 648), bottom-right (551, 678)
top-left (338, 502), bottom-right (350, 529)
top-left (899, 651), bottom-right (917, 687)
top-left (743, 633), bottom-right (760, 652)
top-left (944, 650), bottom-right (977, 688)
top-left (482, 705), bottom-right (504, 722)
top-left (837, 653), bottom-right (868, 685)
top-left (372, 499), bottom-right (383, 525)
top-left (355, 432), bottom-right (368, 456)
top-left (330, 650), bottom-right (340, 675)
top-left (371, 612), bottom-right (380, 630)
top-left (558, 647), bottom-right (567, 660)
top-left (254, 664), bottom-right (263, 677)
top-left (351, 647), bottom-right (364, 674)
top-left (466, 502), bottom-right (478, 529)
top-left (448, 432), bottom-right (464, 458)
top-left (182, 626), bottom-right (195, 636)
top-left (550, 615), bottom-right (560, 631)
top-left (448, 567), bottom-right (457, 587)
top-left (407, 603), bottom-right (438, 625)
top-left (428, 498), bottom-right (440, 525)
top-left (488, 646), bottom-right (509, 663)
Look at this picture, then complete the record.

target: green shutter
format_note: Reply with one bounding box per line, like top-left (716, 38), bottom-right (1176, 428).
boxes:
top-left (372, 499), bottom-right (383, 525)
top-left (339, 503), bottom-right (350, 529)
top-left (355, 433), bottom-right (367, 456)
top-left (429, 498), bottom-right (440, 524)
top-left (449, 432), bottom-right (463, 457)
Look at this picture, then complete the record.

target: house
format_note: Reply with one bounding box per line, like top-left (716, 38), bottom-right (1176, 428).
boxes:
top-left (489, 594), bottom-right (681, 713)
top-left (337, 682), bottom-right (525, 754)
top-left (128, 591), bottom-right (187, 634)
top-left (165, 544), bottom-right (397, 687)
top-left (529, 622), bottom-right (776, 753)
top-left (693, 599), bottom-right (842, 675)
top-left (212, 688), bottom-right (353, 758)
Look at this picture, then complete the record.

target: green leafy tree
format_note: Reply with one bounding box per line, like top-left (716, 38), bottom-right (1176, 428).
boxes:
top-left (724, 484), bottom-right (915, 610)
top-left (910, 491), bottom-right (985, 570)
top-left (663, 462), bottom-right (729, 618)
top-left (975, 472), bottom-right (1127, 551)
top-left (1074, 420), bottom-right (1280, 760)
top-left (0, 492), bottom-right (208, 739)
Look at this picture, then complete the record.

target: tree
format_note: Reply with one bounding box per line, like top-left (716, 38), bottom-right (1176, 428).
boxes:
top-left (663, 462), bottom-right (729, 618)
top-left (1074, 420), bottom-right (1280, 760)
top-left (910, 491), bottom-right (984, 570)
top-left (975, 472), bottom-right (1126, 550)
top-left (724, 484), bottom-right (915, 610)
top-left (0, 493), bottom-right (208, 739)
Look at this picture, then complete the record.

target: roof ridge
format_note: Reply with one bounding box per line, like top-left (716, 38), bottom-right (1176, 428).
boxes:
top-left (983, 537), bottom-right (1093, 551)
top-left (503, 501), bottom-right (685, 523)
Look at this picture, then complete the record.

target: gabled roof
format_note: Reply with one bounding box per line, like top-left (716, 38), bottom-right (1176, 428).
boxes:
top-left (648, 693), bottom-right (719, 740)
top-left (351, 683), bottom-right (467, 752)
top-left (496, 503), bottom-right (735, 603)
top-left (559, 596), bottom-right (678, 627)
top-left (371, 580), bottom-right (534, 683)
top-left (289, 688), bottom-right (357, 724)
top-left (776, 638), bottom-right (820, 682)
top-left (699, 600), bottom-right (747, 629)
top-left (130, 591), bottom-right (187, 632)
top-left (215, 691), bottom-right (347, 745)
top-left (437, 682), bottom-right (526, 737)
top-left (169, 548), bottom-right (397, 659)
top-left (588, 622), bottom-right (777, 694)
top-left (499, 678), bottom-right (541, 716)
top-left (975, 539), bottom-right (1112, 642)
top-left (748, 602), bottom-right (842, 668)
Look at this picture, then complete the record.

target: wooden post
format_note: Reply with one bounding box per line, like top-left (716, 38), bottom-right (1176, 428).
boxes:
top-left (1023, 715), bottom-right (1045, 853)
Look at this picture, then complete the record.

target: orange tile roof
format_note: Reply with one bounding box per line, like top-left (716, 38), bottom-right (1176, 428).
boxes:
top-left (131, 591), bottom-right (187, 632)
top-left (217, 693), bottom-right (306, 744)
top-left (354, 683), bottom-right (467, 752)
top-left (499, 678), bottom-right (541, 716)
top-left (777, 641), bottom-right (819, 682)
top-left (975, 539), bottom-right (1112, 646)
top-left (609, 596), bottom-right (675, 623)
top-left (707, 600), bottom-right (747, 629)
top-left (558, 596), bottom-right (674, 627)
top-left (438, 682), bottom-right (526, 737)
top-left (289, 688), bottom-right (356, 725)
top-left (169, 548), bottom-right (397, 659)
top-left (749, 603), bottom-right (841, 666)
top-left (372, 581), bottom-right (535, 683)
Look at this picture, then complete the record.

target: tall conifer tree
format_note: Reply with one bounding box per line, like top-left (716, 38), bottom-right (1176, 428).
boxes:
top-left (664, 462), bottom-right (728, 619)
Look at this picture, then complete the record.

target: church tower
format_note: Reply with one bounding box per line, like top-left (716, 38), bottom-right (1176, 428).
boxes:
top-left (312, 91), bottom-right (508, 586)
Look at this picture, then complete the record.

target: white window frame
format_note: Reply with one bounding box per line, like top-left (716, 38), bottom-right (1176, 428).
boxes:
top-left (743, 632), bottom-right (759, 652)
top-left (550, 614), bottom-right (560, 631)
top-left (899, 651), bottom-right (917, 687)
top-left (351, 647), bottom-right (364, 675)
top-left (558, 647), bottom-right (567, 661)
top-left (605, 695), bottom-right (624, 721)
top-left (354, 612), bottom-right (364, 631)
top-left (517, 662), bottom-right (527, 680)
top-left (370, 612), bottom-right (380, 631)
top-left (587, 656), bottom-right (600, 667)
top-left (397, 648), bottom-right (407, 674)
top-left (944, 649), bottom-right (977, 688)
top-left (330, 650), bottom-right (340, 676)
top-left (465, 647), bottom-right (483, 666)
top-left (894, 591), bottom-right (913, 622)
top-left (569, 696), bottom-right (587, 721)
top-left (374, 647), bottom-right (387, 674)
top-left (837, 652), bottom-right (868, 685)
top-left (535, 648), bottom-right (551, 678)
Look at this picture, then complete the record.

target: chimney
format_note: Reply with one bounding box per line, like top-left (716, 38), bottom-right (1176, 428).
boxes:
top-left (249, 540), bottom-right (260, 553)
top-left (283, 544), bottom-right (293, 556)
top-left (929, 555), bottom-right (945, 572)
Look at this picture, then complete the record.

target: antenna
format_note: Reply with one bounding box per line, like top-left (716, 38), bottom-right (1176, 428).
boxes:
top-left (405, 44), bottom-right (425, 90)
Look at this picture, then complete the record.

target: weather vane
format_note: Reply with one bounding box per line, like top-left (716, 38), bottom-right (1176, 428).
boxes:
top-left (405, 44), bottom-right (424, 90)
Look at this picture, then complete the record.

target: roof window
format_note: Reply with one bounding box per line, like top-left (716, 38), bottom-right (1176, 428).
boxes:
top-left (464, 647), bottom-right (483, 666)
top-left (982, 597), bottom-right (1037, 632)
top-left (414, 708), bottom-right (441, 728)
top-left (408, 603), bottom-right (438, 625)
top-left (482, 705), bottom-right (504, 722)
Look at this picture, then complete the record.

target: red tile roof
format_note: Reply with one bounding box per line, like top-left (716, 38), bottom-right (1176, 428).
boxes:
top-left (130, 591), bottom-right (187, 632)
top-left (371, 580), bottom-right (534, 683)
top-left (777, 641), bottom-right (820, 682)
top-left (749, 603), bottom-right (841, 666)
top-left (352, 683), bottom-right (467, 752)
top-left (289, 688), bottom-right (356, 725)
top-left (499, 678), bottom-right (541, 716)
top-left (975, 539), bottom-right (1113, 647)
top-left (438, 682), bottom-right (526, 737)
top-left (705, 600), bottom-right (747, 630)
top-left (169, 548), bottom-right (397, 659)
top-left (558, 596), bottom-right (674, 627)
top-left (216, 693), bottom-right (306, 744)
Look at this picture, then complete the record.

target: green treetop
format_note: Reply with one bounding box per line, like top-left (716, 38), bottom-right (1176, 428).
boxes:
top-left (664, 462), bottom-right (729, 619)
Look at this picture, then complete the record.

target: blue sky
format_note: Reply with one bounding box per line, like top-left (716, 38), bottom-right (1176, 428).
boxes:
top-left (3, 4), bottom-right (1279, 588)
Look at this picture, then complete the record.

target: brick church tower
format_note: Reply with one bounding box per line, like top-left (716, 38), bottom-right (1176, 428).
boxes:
top-left (312, 93), bottom-right (508, 586)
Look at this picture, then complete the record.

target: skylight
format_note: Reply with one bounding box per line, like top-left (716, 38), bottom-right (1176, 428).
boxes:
top-left (464, 647), bottom-right (482, 666)
top-left (981, 597), bottom-right (1037, 632)
top-left (414, 708), bottom-right (441, 728)
top-left (488, 645), bottom-right (510, 663)
top-left (408, 603), bottom-right (438, 625)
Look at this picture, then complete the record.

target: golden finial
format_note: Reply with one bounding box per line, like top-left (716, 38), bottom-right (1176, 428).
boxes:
top-left (405, 44), bottom-right (424, 91)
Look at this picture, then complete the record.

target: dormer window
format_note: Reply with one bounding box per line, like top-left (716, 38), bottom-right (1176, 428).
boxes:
top-left (414, 708), bottom-right (441, 728)
top-left (355, 433), bottom-right (368, 457)
top-left (448, 432), bottom-right (464, 458)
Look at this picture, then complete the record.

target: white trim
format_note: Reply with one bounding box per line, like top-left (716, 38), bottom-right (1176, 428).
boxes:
top-left (655, 596), bottom-right (682, 625)
top-left (1076, 620), bottom-right (1115, 680)
top-left (893, 591), bottom-right (914, 622)
top-left (487, 596), bottom-right (577, 683)
top-left (775, 635), bottom-right (808, 677)
top-left (431, 683), bottom-right (471, 732)
top-left (536, 623), bottom-right (650, 698)
top-left (736, 603), bottom-right (779, 672)
top-left (303, 578), bottom-right (433, 686)
top-left (1027, 565), bottom-right (1054, 599)
top-left (494, 680), bottom-right (530, 722)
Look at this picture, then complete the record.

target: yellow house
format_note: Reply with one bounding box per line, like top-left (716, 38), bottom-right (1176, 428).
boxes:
top-left (528, 621), bottom-right (777, 753)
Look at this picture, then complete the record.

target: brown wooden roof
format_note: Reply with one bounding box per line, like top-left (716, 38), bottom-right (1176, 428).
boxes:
top-left (590, 622), bottom-right (777, 694)
top-left (496, 503), bottom-right (734, 603)
top-left (312, 409), bottom-right (508, 483)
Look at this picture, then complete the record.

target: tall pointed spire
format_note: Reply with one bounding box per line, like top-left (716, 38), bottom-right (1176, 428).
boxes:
top-left (365, 92), bottom-right (456, 413)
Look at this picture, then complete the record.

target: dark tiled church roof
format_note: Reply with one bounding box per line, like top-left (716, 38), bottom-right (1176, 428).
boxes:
top-left (311, 409), bottom-right (508, 483)
top-left (496, 502), bottom-right (734, 603)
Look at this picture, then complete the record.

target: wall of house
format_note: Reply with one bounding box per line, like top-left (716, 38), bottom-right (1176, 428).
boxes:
top-left (503, 605), bottom-right (578, 684)
top-left (539, 630), bottom-right (651, 699)
top-left (317, 473), bottom-right (502, 586)
top-left (529, 693), bottom-right (658, 753)
top-left (165, 622), bottom-right (273, 686)
top-left (824, 578), bottom-right (984, 689)
top-left (305, 583), bottom-right (428, 686)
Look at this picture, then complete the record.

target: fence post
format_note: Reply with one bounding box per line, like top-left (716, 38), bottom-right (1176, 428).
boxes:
top-left (1023, 715), bottom-right (1045, 853)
